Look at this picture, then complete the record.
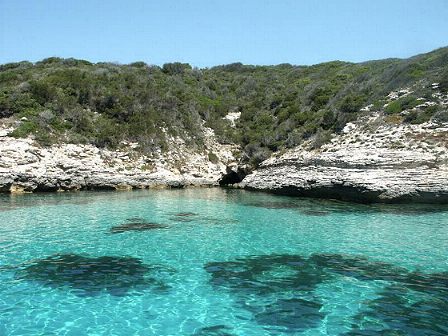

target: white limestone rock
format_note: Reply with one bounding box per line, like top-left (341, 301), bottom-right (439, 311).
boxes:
top-left (240, 114), bottom-right (448, 203)
top-left (0, 123), bottom-right (238, 192)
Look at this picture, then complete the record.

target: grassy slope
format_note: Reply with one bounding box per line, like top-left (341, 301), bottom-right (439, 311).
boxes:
top-left (0, 47), bottom-right (447, 165)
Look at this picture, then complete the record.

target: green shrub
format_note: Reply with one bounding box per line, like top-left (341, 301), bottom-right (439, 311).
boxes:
top-left (0, 48), bottom-right (447, 161)
top-left (403, 108), bottom-right (433, 124)
top-left (10, 120), bottom-right (39, 138)
top-left (339, 93), bottom-right (366, 113)
top-left (439, 70), bottom-right (448, 93)
top-left (433, 109), bottom-right (448, 123)
top-left (208, 152), bottom-right (219, 163)
top-left (400, 96), bottom-right (419, 110)
top-left (162, 62), bottom-right (192, 75)
top-left (310, 129), bottom-right (332, 149)
top-left (385, 101), bottom-right (402, 114)
top-left (320, 109), bottom-right (335, 129)
top-left (308, 87), bottom-right (333, 111)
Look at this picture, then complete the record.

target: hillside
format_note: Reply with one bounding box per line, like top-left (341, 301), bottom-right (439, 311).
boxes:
top-left (1, 48), bottom-right (448, 201)
top-left (1, 47), bottom-right (448, 167)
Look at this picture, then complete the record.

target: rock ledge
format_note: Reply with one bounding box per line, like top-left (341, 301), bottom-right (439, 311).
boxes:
top-left (240, 115), bottom-right (448, 203)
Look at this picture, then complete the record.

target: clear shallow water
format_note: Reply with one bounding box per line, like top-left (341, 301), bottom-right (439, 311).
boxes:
top-left (0, 189), bottom-right (447, 336)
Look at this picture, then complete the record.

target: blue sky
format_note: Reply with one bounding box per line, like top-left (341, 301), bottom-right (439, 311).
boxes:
top-left (1, 0), bottom-right (447, 67)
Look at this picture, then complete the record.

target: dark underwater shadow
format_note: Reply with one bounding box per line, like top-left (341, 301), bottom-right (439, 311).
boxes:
top-left (14, 253), bottom-right (176, 297)
top-left (205, 253), bottom-right (448, 334)
top-left (167, 212), bottom-right (239, 226)
top-left (110, 218), bottom-right (170, 233)
top-left (205, 254), bottom-right (328, 333)
top-left (191, 325), bottom-right (235, 336)
top-left (168, 212), bottom-right (199, 223)
top-left (343, 283), bottom-right (448, 336)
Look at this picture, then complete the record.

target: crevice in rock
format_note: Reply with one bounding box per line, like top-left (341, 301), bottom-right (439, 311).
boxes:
top-left (83, 185), bottom-right (117, 191)
top-left (219, 165), bottom-right (249, 186)
top-left (36, 184), bottom-right (60, 192)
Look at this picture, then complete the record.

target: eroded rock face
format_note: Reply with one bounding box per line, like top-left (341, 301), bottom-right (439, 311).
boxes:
top-left (240, 115), bottom-right (448, 203)
top-left (2, 111), bottom-right (448, 203)
top-left (0, 124), bottom-right (238, 192)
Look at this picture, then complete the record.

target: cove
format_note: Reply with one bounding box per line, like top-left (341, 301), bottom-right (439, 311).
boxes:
top-left (0, 188), bottom-right (447, 335)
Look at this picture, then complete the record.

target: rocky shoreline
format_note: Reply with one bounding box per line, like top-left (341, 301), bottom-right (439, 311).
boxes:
top-left (240, 115), bottom-right (448, 203)
top-left (0, 124), bottom-right (237, 193)
top-left (1, 114), bottom-right (448, 204)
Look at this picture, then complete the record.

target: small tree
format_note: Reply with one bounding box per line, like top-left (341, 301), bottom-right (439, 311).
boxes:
top-left (162, 62), bottom-right (192, 75)
top-left (439, 70), bottom-right (448, 93)
top-left (339, 93), bottom-right (366, 113)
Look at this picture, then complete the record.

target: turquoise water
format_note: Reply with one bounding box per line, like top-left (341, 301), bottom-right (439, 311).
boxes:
top-left (0, 189), bottom-right (447, 335)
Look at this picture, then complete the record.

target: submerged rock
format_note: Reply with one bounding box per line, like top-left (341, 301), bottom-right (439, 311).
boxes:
top-left (254, 298), bottom-right (324, 332)
top-left (192, 325), bottom-right (235, 336)
top-left (205, 255), bottom-right (328, 332)
top-left (15, 254), bottom-right (173, 296)
top-left (110, 221), bottom-right (169, 233)
top-left (300, 209), bottom-right (331, 216)
top-left (309, 253), bottom-right (410, 282)
top-left (405, 271), bottom-right (448, 295)
top-left (174, 212), bottom-right (198, 217)
top-left (345, 283), bottom-right (448, 336)
top-left (241, 200), bottom-right (302, 209)
top-left (205, 254), bottom-right (329, 295)
top-left (205, 253), bottom-right (448, 334)
top-left (169, 212), bottom-right (199, 222)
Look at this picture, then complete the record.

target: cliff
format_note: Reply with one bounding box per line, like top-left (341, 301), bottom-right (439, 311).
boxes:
top-left (240, 113), bottom-right (448, 203)
top-left (0, 123), bottom-right (237, 193)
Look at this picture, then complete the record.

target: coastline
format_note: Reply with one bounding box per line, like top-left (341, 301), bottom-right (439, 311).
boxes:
top-left (2, 116), bottom-right (448, 204)
top-left (0, 124), bottom-right (237, 194)
top-left (239, 116), bottom-right (448, 204)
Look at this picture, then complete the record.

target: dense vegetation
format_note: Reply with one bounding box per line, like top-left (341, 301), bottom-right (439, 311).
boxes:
top-left (0, 47), bottom-right (447, 165)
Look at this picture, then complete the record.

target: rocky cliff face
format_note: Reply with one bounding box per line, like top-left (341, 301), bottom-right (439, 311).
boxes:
top-left (0, 123), bottom-right (237, 193)
top-left (240, 114), bottom-right (448, 203)
top-left (2, 113), bottom-right (448, 203)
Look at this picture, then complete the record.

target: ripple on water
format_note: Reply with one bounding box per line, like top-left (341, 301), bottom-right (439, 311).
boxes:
top-left (0, 189), bottom-right (447, 335)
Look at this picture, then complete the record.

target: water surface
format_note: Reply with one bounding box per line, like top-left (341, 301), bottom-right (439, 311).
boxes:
top-left (0, 189), bottom-right (447, 335)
